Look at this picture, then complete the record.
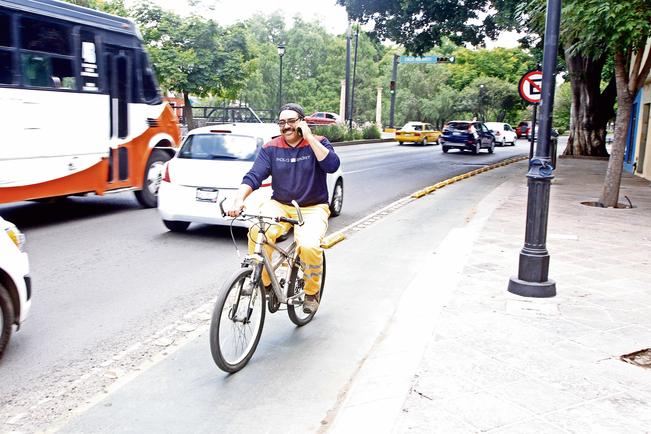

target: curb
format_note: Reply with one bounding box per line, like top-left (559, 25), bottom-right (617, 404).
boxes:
top-left (331, 138), bottom-right (394, 147)
top-left (410, 156), bottom-right (528, 198)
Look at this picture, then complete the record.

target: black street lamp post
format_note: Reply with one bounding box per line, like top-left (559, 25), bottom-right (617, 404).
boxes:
top-left (277, 44), bottom-right (285, 114)
top-left (479, 84), bottom-right (485, 122)
top-left (389, 54), bottom-right (398, 128)
top-left (508, 0), bottom-right (561, 298)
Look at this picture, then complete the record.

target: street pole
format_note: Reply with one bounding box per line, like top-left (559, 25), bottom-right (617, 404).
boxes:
top-left (349, 24), bottom-right (359, 130)
top-left (277, 44), bottom-right (285, 115)
top-left (479, 84), bottom-right (485, 122)
top-left (389, 54), bottom-right (398, 129)
top-left (529, 103), bottom-right (538, 162)
top-left (508, 0), bottom-right (561, 298)
top-left (344, 22), bottom-right (351, 127)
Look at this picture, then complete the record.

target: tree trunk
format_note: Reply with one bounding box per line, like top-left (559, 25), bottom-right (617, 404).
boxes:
top-left (599, 52), bottom-right (633, 207)
top-left (563, 52), bottom-right (615, 157)
top-left (183, 91), bottom-right (195, 131)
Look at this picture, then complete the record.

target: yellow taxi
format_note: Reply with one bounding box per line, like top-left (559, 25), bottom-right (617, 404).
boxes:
top-left (395, 122), bottom-right (441, 145)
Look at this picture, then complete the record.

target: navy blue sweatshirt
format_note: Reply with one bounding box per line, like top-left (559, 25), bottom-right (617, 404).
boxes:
top-left (242, 135), bottom-right (340, 207)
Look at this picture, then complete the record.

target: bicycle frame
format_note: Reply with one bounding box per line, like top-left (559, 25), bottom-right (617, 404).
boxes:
top-left (245, 221), bottom-right (304, 306)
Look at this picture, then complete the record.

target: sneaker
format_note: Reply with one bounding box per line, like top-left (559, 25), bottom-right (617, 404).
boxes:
top-left (303, 293), bottom-right (320, 314)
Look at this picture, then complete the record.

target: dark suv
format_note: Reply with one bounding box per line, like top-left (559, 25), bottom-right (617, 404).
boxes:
top-left (439, 121), bottom-right (495, 154)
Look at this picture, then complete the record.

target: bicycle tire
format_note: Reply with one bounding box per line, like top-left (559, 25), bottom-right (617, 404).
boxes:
top-left (287, 252), bottom-right (326, 326)
top-left (210, 267), bottom-right (266, 373)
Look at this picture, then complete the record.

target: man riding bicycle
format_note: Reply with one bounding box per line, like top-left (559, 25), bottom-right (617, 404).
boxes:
top-left (227, 103), bottom-right (341, 314)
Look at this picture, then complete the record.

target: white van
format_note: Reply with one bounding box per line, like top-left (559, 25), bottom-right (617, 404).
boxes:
top-left (0, 217), bottom-right (32, 359)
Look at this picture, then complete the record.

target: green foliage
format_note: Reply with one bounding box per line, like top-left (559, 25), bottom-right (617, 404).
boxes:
top-left (312, 123), bottom-right (377, 142)
top-left (314, 124), bottom-right (347, 142)
top-left (61, 0), bottom-right (127, 15)
top-left (553, 82), bottom-right (571, 131)
top-left (362, 123), bottom-right (381, 139)
top-left (337, 0), bottom-right (496, 54)
top-left (562, 0), bottom-right (651, 58)
top-left (130, 3), bottom-right (253, 100)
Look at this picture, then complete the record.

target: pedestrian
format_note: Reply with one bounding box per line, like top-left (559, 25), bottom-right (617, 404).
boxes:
top-left (227, 103), bottom-right (341, 314)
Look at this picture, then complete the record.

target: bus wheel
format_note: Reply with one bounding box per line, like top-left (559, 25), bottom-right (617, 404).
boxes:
top-left (135, 149), bottom-right (171, 208)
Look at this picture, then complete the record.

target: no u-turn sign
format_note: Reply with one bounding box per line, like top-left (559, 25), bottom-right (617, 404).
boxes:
top-left (518, 70), bottom-right (543, 104)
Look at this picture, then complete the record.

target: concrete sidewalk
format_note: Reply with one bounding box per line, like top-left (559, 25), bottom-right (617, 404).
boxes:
top-left (330, 157), bottom-right (651, 433)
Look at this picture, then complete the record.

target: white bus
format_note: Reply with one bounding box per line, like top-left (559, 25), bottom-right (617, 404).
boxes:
top-left (0, 0), bottom-right (181, 207)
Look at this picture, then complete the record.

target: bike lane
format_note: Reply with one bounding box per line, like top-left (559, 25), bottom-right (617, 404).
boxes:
top-left (56, 163), bottom-right (525, 433)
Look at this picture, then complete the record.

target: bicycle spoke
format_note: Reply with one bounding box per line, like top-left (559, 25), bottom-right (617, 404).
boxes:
top-left (216, 274), bottom-right (264, 367)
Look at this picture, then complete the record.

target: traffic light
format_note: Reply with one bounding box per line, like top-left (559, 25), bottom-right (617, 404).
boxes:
top-left (436, 56), bottom-right (455, 63)
top-left (390, 80), bottom-right (395, 94)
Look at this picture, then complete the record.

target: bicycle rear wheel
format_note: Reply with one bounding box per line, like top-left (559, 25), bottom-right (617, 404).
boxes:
top-left (210, 267), bottom-right (265, 373)
top-left (287, 252), bottom-right (326, 326)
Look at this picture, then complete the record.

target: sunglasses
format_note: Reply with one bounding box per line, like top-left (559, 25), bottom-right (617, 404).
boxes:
top-left (277, 117), bottom-right (302, 127)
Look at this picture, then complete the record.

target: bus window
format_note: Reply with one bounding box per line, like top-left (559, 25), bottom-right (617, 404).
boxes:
top-left (21, 54), bottom-right (50, 87)
top-left (0, 52), bottom-right (12, 84)
top-left (80, 30), bottom-right (100, 92)
top-left (20, 16), bottom-right (76, 89)
top-left (21, 17), bottom-right (71, 55)
top-left (0, 11), bottom-right (11, 47)
top-left (0, 10), bottom-right (14, 85)
top-left (140, 52), bottom-right (160, 103)
top-left (21, 53), bottom-right (76, 89)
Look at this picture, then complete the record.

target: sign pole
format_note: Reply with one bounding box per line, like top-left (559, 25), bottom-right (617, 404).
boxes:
top-left (389, 54), bottom-right (398, 129)
top-left (508, 0), bottom-right (561, 298)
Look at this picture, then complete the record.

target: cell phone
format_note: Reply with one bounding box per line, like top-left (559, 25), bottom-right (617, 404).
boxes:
top-left (296, 127), bottom-right (303, 137)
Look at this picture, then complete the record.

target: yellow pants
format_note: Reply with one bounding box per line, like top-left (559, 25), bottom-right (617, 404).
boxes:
top-left (248, 200), bottom-right (330, 295)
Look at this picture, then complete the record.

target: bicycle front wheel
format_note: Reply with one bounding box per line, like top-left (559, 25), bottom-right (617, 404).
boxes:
top-left (287, 252), bottom-right (326, 326)
top-left (210, 267), bottom-right (266, 373)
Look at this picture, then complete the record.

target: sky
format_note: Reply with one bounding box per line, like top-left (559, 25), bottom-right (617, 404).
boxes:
top-left (133, 0), bottom-right (522, 49)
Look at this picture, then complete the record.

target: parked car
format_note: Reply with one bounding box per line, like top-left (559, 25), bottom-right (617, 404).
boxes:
top-left (304, 112), bottom-right (341, 125)
top-left (527, 126), bottom-right (560, 141)
top-left (516, 121), bottom-right (532, 139)
top-left (395, 122), bottom-right (441, 145)
top-left (439, 121), bottom-right (495, 154)
top-left (158, 123), bottom-right (344, 232)
top-left (485, 122), bottom-right (517, 146)
top-left (0, 217), bottom-right (32, 359)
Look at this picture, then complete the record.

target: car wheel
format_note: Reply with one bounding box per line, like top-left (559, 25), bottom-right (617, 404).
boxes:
top-left (163, 220), bottom-right (190, 232)
top-left (329, 179), bottom-right (344, 217)
top-left (488, 139), bottom-right (495, 154)
top-left (0, 284), bottom-right (14, 359)
top-left (442, 146), bottom-right (449, 153)
top-left (135, 149), bottom-right (172, 208)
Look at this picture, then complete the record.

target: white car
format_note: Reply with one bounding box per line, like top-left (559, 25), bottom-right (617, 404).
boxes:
top-left (158, 123), bottom-right (344, 232)
top-left (485, 122), bottom-right (517, 146)
top-left (0, 217), bottom-right (32, 359)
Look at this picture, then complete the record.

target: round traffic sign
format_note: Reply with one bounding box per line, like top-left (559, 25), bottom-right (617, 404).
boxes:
top-left (518, 70), bottom-right (543, 104)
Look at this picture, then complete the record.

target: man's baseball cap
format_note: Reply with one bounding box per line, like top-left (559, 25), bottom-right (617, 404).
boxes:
top-left (279, 103), bottom-right (305, 118)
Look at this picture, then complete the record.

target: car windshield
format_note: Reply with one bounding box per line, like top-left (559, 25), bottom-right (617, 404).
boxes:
top-left (447, 122), bottom-right (470, 130)
top-left (178, 134), bottom-right (261, 161)
top-left (402, 123), bottom-right (423, 131)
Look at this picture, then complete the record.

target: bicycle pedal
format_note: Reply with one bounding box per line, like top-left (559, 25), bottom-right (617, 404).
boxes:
top-left (286, 294), bottom-right (304, 306)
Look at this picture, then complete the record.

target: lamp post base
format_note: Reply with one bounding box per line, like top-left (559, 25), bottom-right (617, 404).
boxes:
top-left (508, 276), bottom-right (556, 298)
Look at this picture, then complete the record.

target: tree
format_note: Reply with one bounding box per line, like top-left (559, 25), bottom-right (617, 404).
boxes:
top-left (337, 0), bottom-right (498, 54)
top-left (563, 0), bottom-right (651, 206)
top-left (131, 3), bottom-right (254, 130)
top-left (61, 0), bottom-right (127, 16)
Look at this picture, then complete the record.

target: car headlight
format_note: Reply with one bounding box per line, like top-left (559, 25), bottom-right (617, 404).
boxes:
top-left (5, 223), bottom-right (26, 252)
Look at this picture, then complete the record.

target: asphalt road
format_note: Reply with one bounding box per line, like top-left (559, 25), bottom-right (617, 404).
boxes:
top-left (0, 139), bottom-right (530, 431)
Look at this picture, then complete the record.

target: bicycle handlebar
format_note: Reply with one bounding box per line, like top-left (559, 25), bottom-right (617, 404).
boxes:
top-left (218, 197), bottom-right (304, 227)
